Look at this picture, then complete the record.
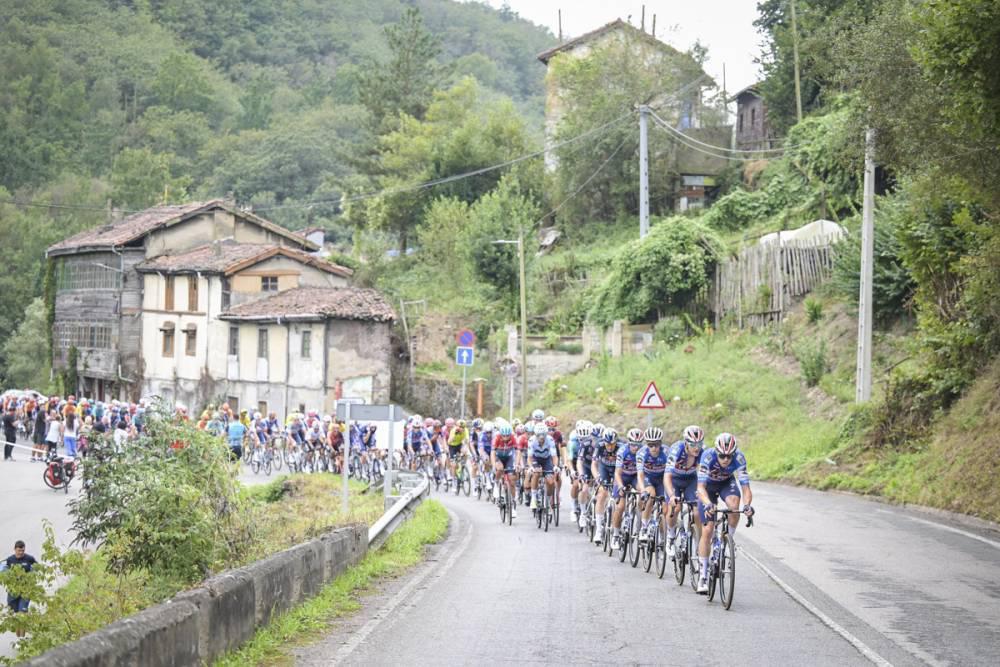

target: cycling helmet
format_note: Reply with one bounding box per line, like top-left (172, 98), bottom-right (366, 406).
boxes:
top-left (511, 418), bottom-right (521, 427)
top-left (643, 426), bottom-right (663, 444)
top-left (514, 424), bottom-right (525, 435)
top-left (545, 415), bottom-right (558, 427)
top-left (498, 423), bottom-right (513, 437)
top-left (531, 409), bottom-right (545, 421)
top-left (457, 419), bottom-right (466, 428)
top-left (472, 418), bottom-right (483, 429)
top-left (483, 420), bottom-right (495, 432)
top-left (575, 421), bottom-right (593, 438)
top-left (602, 428), bottom-right (618, 445)
top-left (575, 419), bottom-right (584, 430)
top-left (433, 419), bottom-right (443, 428)
top-left (424, 417), bottom-right (434, 428)
top-left (591, 423), bottom-right (605, 438)
top-left (533, 423), bottom-right (547, 437)
top-left (626, 428), bottom-right (643, 445)
top-left (715, 432), bottom-right (738, 455)
top-left (683, 425), bottom-right (705, 448)
top-left (445, 417), bottom-right (455, 427)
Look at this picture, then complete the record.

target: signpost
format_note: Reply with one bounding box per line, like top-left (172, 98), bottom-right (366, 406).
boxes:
top-left (636, 380), bottom-right (667, 428)
top-left (504, 360), bottom-right (519, 422)
top-left (455, 329), bottom-right (476, 420)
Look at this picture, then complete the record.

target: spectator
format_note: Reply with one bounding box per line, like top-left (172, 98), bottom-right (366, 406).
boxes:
top-left (44, 409), bottom-right (61, 457)
top-left (2, 540), bottom-right (37, 637)
top-left (63, 406), bottom-right (79, 458)
top-left (226, 418), bottom-right (247, 461)
top-left (32, 401), bottom-right (47, 461)
top-left (2, 406), bottom-right (16, 461)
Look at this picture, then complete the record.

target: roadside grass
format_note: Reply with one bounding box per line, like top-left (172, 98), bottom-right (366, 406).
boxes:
top-left (214, 499), bottom-right (449, 667)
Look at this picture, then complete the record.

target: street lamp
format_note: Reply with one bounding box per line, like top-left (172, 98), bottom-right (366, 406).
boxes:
top-left (493, 232), bottom-right (528, 410)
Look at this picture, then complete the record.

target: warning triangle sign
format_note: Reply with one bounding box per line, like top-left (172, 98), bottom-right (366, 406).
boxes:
top-left (636, 381), bottom-right (667, 409)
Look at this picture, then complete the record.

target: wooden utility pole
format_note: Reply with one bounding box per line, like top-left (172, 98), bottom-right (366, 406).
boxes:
top-left (790, 0), bottom-right (803, 123)
top-left (855, 129), bottom-right (875, 403)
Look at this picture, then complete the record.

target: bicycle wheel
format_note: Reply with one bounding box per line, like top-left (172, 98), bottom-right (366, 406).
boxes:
top-left (476, 474), bottom-right (484, 500)
top-left (243, 443), bottom-right (252, 462)
top-left (655, 520), bottom-right (668, 579)
top-left (264, 455), bottom-right (272, 476)
top-left (604, 507), bottom-right (614, 556)
top-left (505, 486), bottom-right (513, 525)
top-left (544, 495), bottom-right (551, 533)
top-left (536, 496), bottom-right (543, 529)
top-left (462, 471), bottom-right (471, 496)
top-left (42, 464), bottom-right (60, 490)
top-left (499, 492), bottom-right (507, 524)
top-left (618, 510), bottom-right (630, 563)
top-left (707, 541), bottom-right (719, 601)
top-left (629, 512), bottom-right (642, 568)
top-left (553, 494), bottom-right (560, 527)
top-left (587, 502), bottom-right (597, 543)
top-left (251, 455), bottom-right (261, 474)
top-left (719, 534), bottom-right (736, 610)
top-left (272, 447), bottom-right (283, 470)
top-left (643, 520), bottom-right (656, 572)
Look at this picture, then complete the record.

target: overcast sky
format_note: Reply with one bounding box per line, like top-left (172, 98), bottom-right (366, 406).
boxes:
top-left (469, 0), bottom-right (763, 94)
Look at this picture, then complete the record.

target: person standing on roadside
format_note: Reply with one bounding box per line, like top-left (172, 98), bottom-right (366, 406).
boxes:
top-left (32, 400), bottom-right (47, 462)
top-left (2, 540), bottom-right (37, 637)
top-left (2, 406), bottom-right (17, 461)
top-left (44, 409), bottom-right (61, 457)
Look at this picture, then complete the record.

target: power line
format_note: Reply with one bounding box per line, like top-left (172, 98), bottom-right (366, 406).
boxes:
top-left (648, 108), bottom-right (793, 155)
top-left (536, 134), bottom-right (631, 225)
top-left (0, 199), bottom-right (136, 213)
top-left (648, 114), bottom-right (753, 162)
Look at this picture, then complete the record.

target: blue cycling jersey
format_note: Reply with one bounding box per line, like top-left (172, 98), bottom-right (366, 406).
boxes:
top-left (615, 444), bottom-right (639, 475)
top-left (529, 434), bottom-right (556, 460)
top-left (576, 435), bottom-right (596, 462)
top-left (479, 431), bottom-right (494, 450)
top-left (666, 441), bottom-right (701, 479)
top-left (637, 445), bottom-right (668, 477)
top-left (697, 448), bottom-right (750, 485)
top-left (595, 442), bottom-right (618, 467)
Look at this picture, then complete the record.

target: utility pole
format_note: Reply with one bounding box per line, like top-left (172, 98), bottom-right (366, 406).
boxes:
top-left (855, 128), bottom-right (875, 403)
top-left (790, 0), bottom-right (803, 123)
top-left (518, 231), bottom-right (528, 409)
top-left (639, 105), bottom-right (650, 238)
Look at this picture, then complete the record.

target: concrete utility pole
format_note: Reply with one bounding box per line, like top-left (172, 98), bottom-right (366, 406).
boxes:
top-left (856, 128), bottom-right (875, 403)
top-left (639, 105), bottom-right (650, 238)
top-left (790, 0), bottom-right (803, 123)
top-left (518, 231), bottom-right (528, 409)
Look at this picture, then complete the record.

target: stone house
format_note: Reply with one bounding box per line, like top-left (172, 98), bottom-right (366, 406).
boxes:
top-left (731, 84), bottom-right (775, 152)
top-left (47, 201), bottom-right (393, 415)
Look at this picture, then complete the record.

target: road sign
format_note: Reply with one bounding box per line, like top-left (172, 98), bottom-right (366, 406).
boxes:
top-left (456, 328), bottom-right (476, 347)
top-left (455, 346), bottom-right (475, 366)
top-left (636, 381), bottom-right (667, 409)
top-left (335, 403), bottom-right (410, 422)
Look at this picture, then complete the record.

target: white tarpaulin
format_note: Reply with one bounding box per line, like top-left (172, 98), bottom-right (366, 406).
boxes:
top-left (759, 219), bottom-right (845, 246)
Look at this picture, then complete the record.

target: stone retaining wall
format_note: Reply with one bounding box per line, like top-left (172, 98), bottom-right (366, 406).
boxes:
top-left (22, 525), bottom-right (367, 667)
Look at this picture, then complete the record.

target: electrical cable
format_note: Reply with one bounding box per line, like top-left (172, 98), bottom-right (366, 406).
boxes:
top-left (536, 134), bottom-right (632, 225)
top-left (649, 114), bottom-right (753, 162)
top-left (648, 107), bottom-right (795, 155)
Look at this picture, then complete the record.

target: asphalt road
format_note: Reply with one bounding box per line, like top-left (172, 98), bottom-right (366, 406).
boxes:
top-left (298, 480), bottom-right (1000, 667)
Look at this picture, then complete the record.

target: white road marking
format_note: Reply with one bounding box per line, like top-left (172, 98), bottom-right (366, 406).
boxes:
top-left (876, 509), bottom-right (1000, 551)
top-left (332, 506), bottom-right (474, 663)
top-left (739, 546), bottom-right (893, 667)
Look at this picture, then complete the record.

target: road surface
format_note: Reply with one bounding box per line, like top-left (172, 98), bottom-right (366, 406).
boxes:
top-left (296, 481), bottom-right (1000, 666)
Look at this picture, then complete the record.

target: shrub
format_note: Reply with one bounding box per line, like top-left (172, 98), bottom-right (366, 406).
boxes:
top-left (654, 316), bottom-right (689, 348)
top-left (796, 341), bottom-right (828, 387)
top-left (805, 297), bottom-right (824, 324)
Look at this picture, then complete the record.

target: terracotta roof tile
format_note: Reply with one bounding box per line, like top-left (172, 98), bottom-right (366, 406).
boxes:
top-left (135, 241), bottom-right (352, 277)
top-left (219, 287), bottom-right (395, 322)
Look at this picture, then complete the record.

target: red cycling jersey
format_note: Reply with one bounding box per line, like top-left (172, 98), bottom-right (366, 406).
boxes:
top-left (493, 433), bottom-right (516, 452)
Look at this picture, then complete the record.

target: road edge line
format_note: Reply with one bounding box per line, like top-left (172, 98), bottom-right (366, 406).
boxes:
top-left (332, 507), bottom-right (473, 662)
top-left (875, 509), bottom-right (1000, 551)
top-left (738, 545), bottom-right (893, 667)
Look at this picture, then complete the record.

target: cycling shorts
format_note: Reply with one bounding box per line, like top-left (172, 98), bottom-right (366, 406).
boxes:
top-left (597, 462), bottom-right (615, 486)
top-left (699, 477), bottom-right (742, 523)
top-left (669, 475), bottom-right (698, 503)
top-left (447, 444), bottom-right (463, 461)
top-left (641, 473), bottom-right (665, 499)
top-left (531, 455), bottom-right (554, 475)
top-left (431, 442), bottom-right (442, 456)
top-left (613, 473), bottom-right (637, 500)
top-left (578, 458), bottom-right (594, 482)
top-left (494, 449), bottom-right (516, 474)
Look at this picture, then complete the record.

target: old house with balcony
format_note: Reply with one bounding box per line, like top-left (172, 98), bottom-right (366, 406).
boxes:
top-left (47, 201), bottom-right (393, 415)
top-left (731, 84), bottom-right (775, 152)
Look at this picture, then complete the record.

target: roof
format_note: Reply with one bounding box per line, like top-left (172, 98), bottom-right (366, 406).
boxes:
top-left (46, 200), bottom-right (317, 256)
top-left (219, 287), bottom-right (395, 323)
top-left (728, 83), bottom-right (762, 103)
top-left (134, 241), bottom-right (353, 278)
top-left (295, 226), bottom-right (325, 237)
top-left (537, 19), bottom-right (684, 64)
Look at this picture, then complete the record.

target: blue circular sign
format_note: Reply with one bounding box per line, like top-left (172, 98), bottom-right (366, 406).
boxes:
top-left (457, 328), bottom-right (475, 347)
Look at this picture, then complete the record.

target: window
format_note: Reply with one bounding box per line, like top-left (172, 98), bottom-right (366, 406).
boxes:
top-left (184, 325), bottom-right (197, 356)
top-left (187, 276), bottom-right (199, 311)
top-left (161, 323), bottom-right (175, 357)
top-left (301, 330), bottom-right (311, 358)
top-left (54, 323), bottom-right (113, 350)
top-left (227, 396), bottom-right (239, 414)
top-left (258, 401), bottom-right (267, 415)
top-left (261, 276), bottom-right (278, 292)
top-left (221, 277), bottom-right (231, 310)
top-left (257, 328), bottom-right (268, 359)
top-left (56, 262), bottom-right (121, 291)
top-left (751, 107), bottom-right (757, 129)
top-left (738, 112), bottom-right (744, 133)
top-left (228, 326), bottom-right (239, 356)
top-left (165, 275), bottom-right (175, 311)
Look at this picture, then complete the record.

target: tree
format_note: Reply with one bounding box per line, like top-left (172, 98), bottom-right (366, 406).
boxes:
top-left (110, 147), bottom-right (190, 209)
top-left (2, 298), bottom-right (52, 390)
top-left (358, 7), bottom-right (448, 132)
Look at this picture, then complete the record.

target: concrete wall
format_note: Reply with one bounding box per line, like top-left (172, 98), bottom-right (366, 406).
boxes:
top-left (326, 320), bottom-right (392, 408)
top-left (22, 525), bottom-right (367, 667)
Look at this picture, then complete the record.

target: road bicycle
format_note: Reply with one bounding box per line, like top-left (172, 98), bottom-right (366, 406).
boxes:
top-left (598, 483), bottom-right (615, 556)
top-left (454, 454), bottom-right (472, 496)
top-left (533, 475), bottom-right (553, 532)
top-left (619, 488), bottom-right (638, 564)
top-left (705, 506), bottom-right (754, 610)
top-left (268, 435), bottom-right (284, 471)
top-left (497, 476), bottom-right (514, 526)
top-left (642, 495), bottom-right (668, 577)
top-left (672, 500), bottom-right (700, 588)
top-left (579, 481), bottom-right (598, 542)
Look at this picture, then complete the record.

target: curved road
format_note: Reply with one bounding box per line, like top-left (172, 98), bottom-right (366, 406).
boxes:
top-left (298, 482), bottom-right (1000, 666)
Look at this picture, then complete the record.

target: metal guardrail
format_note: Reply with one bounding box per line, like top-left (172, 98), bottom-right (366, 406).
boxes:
top-left (367, 472), bottom-right (429, 548)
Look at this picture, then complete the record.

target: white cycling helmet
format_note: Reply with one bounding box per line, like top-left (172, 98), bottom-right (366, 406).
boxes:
top-left (531, 409), bottom-right (545, 421)
top-left (533, 423), bottom-right (547, 437)
top-left (483, 421), bottom-right (495, 432)
top-left (715, 433), bottom-right (738, 456)
top-left (683, 425), bottom-right (705, 447)
top-left (575, 420), bottom-right (593, 438)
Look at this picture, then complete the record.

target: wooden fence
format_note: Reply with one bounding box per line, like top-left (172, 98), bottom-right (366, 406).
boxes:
top-left (714, 238), bottom-right (835, 329)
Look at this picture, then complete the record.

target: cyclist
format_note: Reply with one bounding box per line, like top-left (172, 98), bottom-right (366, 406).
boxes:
top-left (447, 419), bottom-right (468, 482)
top-left (546, 416), bottom-right (565, 509)
top-left (592, 427), bottom-right (619, 545)
top-left (527, 423), bottom-right (558, 511)
top-left (611, 428), bottom-right (643, 550)
top-left (664, 425), bottom-right (705, 559)
top-left (568, 420), bottom-right (593, 523)
top-left (696, 433), bottom-right (754, 594)
top-left (467, 419), bottom-right (483, 490)
top-left (491, 422), bottom-right (518, 518)
top-left (636, 427), bottom-right (669, 542)
top-left (429, 419), bottom-right (447, 481)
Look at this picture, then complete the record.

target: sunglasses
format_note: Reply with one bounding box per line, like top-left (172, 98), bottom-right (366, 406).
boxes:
top-left (717, 453), bottom-right (733, 461)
